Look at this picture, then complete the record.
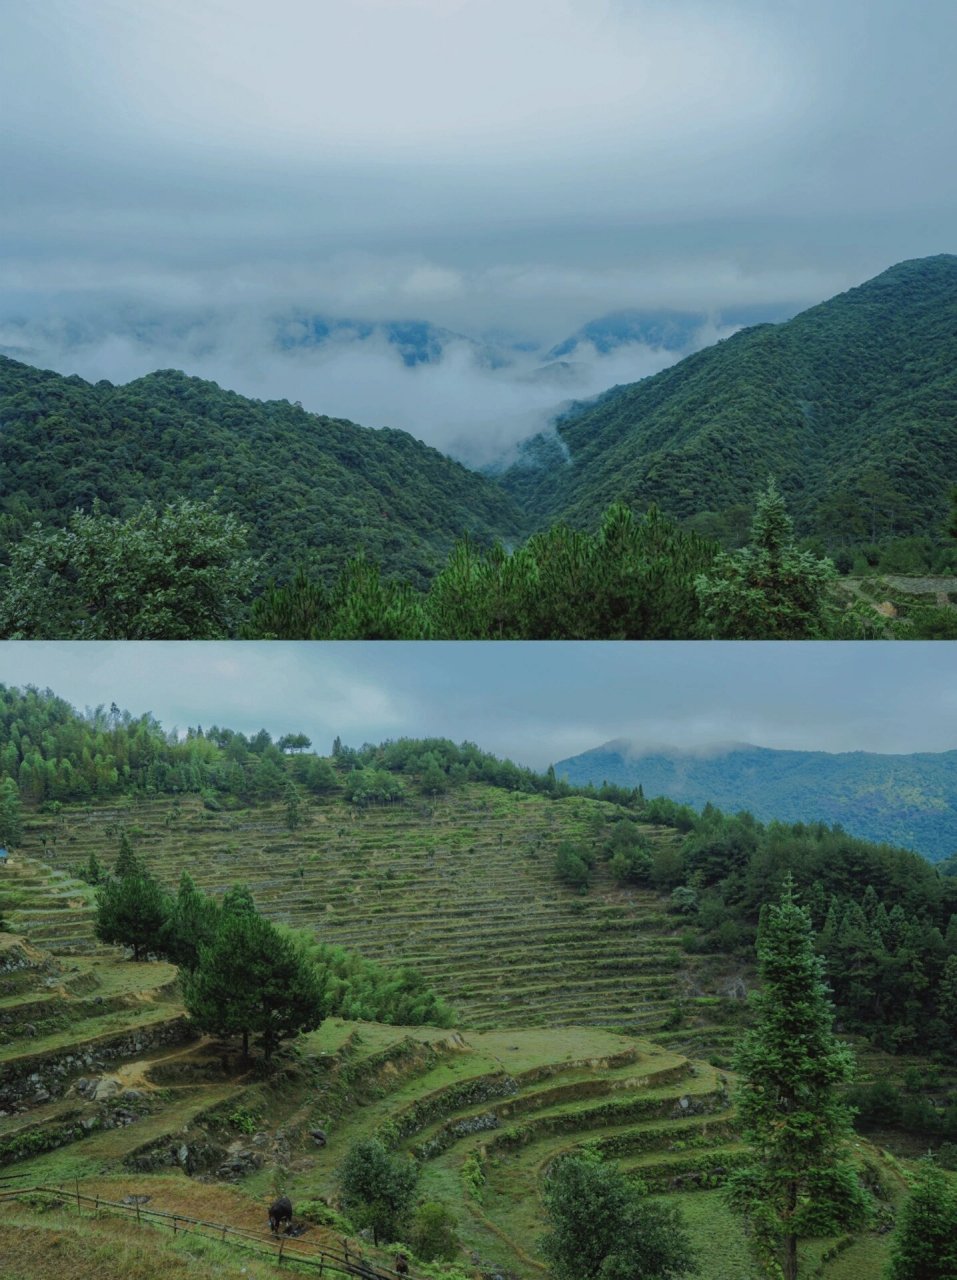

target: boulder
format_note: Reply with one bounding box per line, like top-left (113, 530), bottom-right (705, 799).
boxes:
top-left (92, 1077), bottom-right (122, 1101)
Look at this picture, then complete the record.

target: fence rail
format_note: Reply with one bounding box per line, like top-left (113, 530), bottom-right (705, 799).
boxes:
top-left (0, 1183), bottom-right (413, 1279)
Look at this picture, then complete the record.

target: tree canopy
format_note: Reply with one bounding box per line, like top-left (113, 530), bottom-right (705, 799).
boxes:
top-left (182, 891), bottom-right (325, 1059)
top-left (337, 1138), bottom-right (420, 1246)
top-left (540, 1151), bottom-right (696, 1280)
top-left (0, 499), bottom-right (258, 639)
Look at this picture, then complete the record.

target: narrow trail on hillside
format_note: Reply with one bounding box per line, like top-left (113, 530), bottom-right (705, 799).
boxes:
top-left (110, 1036), bottom-right (253, 1091)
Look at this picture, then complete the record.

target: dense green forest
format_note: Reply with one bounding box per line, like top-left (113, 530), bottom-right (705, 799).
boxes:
top-left (0, 356), bottom-right (526, 590)
top-left (501, 254), bottom-right (957, 567)
top-left (245, 501), bottom-right (722, 639)
top-left (3, 481), bottom-right (953, 639)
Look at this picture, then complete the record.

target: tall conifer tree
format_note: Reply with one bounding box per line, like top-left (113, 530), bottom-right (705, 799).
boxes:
top-left (727, 877), bottom-right (871, 1279)
top-left (94, 834), bottom-right (170, 960)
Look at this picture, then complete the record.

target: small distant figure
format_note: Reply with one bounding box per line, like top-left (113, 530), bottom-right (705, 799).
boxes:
top-left (269, 1195), bottom-right (293, 1234)
top-left (395, 1252), bottom-right (409, 1276)
top-left (310, 1128), bottom-right (327, 1147)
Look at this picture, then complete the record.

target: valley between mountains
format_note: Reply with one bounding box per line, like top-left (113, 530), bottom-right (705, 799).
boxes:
top-left (1, 255), bottom-right (956, 639)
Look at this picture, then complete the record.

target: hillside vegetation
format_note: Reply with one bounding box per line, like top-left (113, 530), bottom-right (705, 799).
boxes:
top-left (555, 741), bottom-right (957, 862)
top-left (0, 358), bottom-right (526, 590)
top-left (0, 853), bottom-right (916, 1280)
top-left (501, 255), bottom-right (957, 558)
top-left (2, 256), bottom-right (957, 639)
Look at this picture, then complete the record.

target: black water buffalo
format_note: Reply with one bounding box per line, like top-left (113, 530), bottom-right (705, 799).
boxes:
top-left (269, 1196), bottom-right (293, 1234)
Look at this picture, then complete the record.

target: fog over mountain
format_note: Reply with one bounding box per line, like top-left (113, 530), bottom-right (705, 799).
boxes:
top-left (3, 1), bottom-right (955, 463)
top-left (0, 303), bottom-right (742, 467)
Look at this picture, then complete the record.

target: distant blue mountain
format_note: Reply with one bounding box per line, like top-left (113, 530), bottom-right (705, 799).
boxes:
top-left (553, 741), bottom-right (957, 862)
top-left (275, 314), bottom-right (524, 369)
top-left (547, 303), bottom-right (796, 359)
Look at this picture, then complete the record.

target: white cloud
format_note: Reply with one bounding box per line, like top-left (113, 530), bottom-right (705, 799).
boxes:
top-left (0, 301), bottom-right (714, 464)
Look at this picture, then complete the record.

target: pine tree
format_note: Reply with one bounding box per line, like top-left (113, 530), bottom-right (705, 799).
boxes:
top-left (183, 893), bottom-right (324, 1059)
top-left (94, 840), bottom-right (171, 961)
top-left (79, 851), bottom-right (105, 885)
top-left (160, 871), bottom-right (220, 972)
top-left (887, 1161), bottom-right (957, 1280)
top-left (284, 778), bottom-right (304, 831)
top-left (727, 877), bottom-right (871, 1280)
top-left (696, 479), bottom-right (837, 639)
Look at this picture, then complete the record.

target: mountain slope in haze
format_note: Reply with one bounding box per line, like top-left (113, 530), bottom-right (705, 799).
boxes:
top-left (554, 740), bottom-right (957, 862)
top-left (276, 313), bottom-right (519, 368)
top-left (501, 255), bottom-right (957, 546)
top-left (546, 301), bottom-right (794, 359)
top-left (0, 356), bottom-right (527, 587)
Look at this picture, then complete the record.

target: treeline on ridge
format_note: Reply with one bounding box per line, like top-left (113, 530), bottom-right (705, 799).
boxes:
top-left (0, 684), bottom-right (651, 817)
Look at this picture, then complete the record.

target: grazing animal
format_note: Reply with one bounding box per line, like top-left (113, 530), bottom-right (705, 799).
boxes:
top-left (395, 1253), bottom-right (409, 1276)
top-left (268, 1196), bottom-right (293, 1234)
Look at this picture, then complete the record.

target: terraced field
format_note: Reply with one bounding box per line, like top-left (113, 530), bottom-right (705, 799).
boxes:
top-left (0, 787), bottom-right (924, 1280)
top-left (16, 786), bottom-right (702, 1032)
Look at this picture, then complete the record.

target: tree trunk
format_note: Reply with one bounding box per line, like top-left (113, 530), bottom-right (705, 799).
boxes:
top-left (785, 1233), bottom-right (798, 1280)
top-left (784, 1178), bottom-right (798, 1280)
top-left (242, 1028), bottom-right (249, 1060)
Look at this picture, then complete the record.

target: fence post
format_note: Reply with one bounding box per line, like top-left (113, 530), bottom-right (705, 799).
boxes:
top-left (173, 1216), bottom-right (178, 1235)
top-left (278, 1235), bottom-right (285, 1267)
top-left (136, 1200), bottom-right (141, 1226)
top-left (75, 1179), bottom-right (81, 1216)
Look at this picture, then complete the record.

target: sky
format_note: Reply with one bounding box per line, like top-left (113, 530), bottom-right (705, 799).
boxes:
top-left (2, 642), bottom-right (955, 769)
top-left (3, 0), bottom-right (956, 462)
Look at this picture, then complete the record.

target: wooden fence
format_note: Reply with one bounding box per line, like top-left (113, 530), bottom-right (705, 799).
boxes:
top-left (0, 1181), bottom-right (414, 1279)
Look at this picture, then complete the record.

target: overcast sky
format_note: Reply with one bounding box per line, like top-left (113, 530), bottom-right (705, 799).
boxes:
top-left (3, 642), bottom-right (955, 768)
top-left (3, 0), bottom-right (955, 460)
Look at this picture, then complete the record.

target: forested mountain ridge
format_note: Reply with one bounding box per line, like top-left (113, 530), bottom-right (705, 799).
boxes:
top-left (554, 740), bottom-right (957, 862)
top-left (501, 254), bottom-right (957, 548)
top-left (0, 357), bottom-right (527, 588)
top-left (2, 254), bottom-right (956, 604)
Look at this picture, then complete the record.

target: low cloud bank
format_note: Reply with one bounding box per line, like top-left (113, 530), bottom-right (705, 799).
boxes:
top-left (0, 307), bottom-right (737, 467)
